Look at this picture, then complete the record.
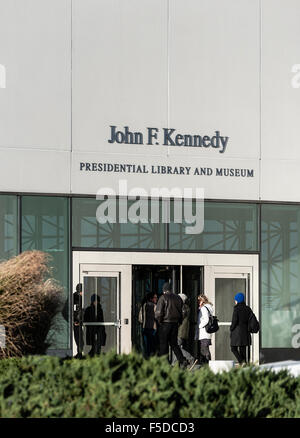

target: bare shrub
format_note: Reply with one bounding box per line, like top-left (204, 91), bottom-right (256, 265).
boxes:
top-left (0, 250), bottom-right (63, 358)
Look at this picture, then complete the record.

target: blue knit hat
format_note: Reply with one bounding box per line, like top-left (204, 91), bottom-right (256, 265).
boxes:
top-left (234, 293), bottom-right (245, 303)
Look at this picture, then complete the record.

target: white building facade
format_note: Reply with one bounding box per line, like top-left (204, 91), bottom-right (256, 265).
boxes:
top-left (1, 0), bottom-right (300, 363)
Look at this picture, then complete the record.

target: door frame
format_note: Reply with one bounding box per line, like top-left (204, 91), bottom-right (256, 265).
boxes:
top-left (73, 253), bottom-right (131, 354)
top-left (204, 265), bottom-right (259, 363)
top-left (80, 267), bottom-right (121, 354)
top-left (73, 251), bottom-right (259, 362)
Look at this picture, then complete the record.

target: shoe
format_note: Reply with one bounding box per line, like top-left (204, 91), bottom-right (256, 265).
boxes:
top-left (235, 362), bottom-right (246, 368)
top-left (188, 359), bottom-right (198, 371)
top-left (179, 359), bottom-right (189, 369)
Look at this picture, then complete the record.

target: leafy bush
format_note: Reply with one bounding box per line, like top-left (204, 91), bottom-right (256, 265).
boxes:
top-left (0, 352), bottom-right (300, 418)
top-left (0, 251), bottom-right (63, 358)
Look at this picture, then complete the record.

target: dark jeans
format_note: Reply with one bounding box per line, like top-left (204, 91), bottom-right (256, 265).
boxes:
top-left (197, 339), bottom-right (211, 365)
top-left (89, 331), bottom-right (102, 356)
top-left (142, 328), bottom-right (157, 358)
top-left (74, 324), bottom-right (84, 355)
top-left (231, 345), bottom-right (247, 364)
top-left (158, 322), bottom-right (185, 364)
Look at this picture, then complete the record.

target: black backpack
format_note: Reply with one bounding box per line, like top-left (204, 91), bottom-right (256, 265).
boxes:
top-left (248, 310), bottom-right (260, 333)
top-left (204, 306), bottom-right (219, 334)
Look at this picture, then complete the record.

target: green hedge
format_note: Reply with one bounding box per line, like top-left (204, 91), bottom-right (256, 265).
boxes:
top-left (0, 352), bottom-right (300, 418)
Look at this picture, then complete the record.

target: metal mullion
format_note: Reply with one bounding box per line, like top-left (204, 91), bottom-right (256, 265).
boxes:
top-left (17, 195), bottom-right (22, 254)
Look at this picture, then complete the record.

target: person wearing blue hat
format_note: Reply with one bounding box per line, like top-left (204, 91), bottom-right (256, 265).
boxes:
top-left (234, 293), bottom-right (245, 304)
top-left (230, 292), bottom-right (253, 365)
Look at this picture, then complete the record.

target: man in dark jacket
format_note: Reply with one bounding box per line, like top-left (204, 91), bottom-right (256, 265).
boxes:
top-left (230, 292), bottom-right (252, 364)
top-left (155, 282), bottom-right (187, 368)
top-left (84, 294), bottom-right (106, 356)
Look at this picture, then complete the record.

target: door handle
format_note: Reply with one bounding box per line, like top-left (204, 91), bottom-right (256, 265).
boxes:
top-left (114, 320), bottom-right (121, 329)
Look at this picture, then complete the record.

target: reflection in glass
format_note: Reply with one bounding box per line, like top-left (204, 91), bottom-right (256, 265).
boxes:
top-left (21, 196), bottom-right (70, 349)
top-left (215, 326), bottom-right (236, 361)
top-left (169, 201), bottom-right (258, 251)
top-left (215, 278), bottom-right (246, 322)
top-left (72, 197), bottom-right (165, 250)
top-left (261, 204), bottom-right (300, 348)
top-left (82, 276), bottom-right (118, 354)
top-left (0, 195), bottom-right (18, 261)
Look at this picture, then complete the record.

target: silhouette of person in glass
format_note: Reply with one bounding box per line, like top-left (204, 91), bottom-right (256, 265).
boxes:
top-left (84, 294), bottom-right (106, 356)
top-left (73, 283), bottom-right (84, 358)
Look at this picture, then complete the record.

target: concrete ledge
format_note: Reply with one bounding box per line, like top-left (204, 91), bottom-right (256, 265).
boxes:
top-left (259, 360), bottom-right (300, 377)
top-left (209, 360), bottom-right (235, 373)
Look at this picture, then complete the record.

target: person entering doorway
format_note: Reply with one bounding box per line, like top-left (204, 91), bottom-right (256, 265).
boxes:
top-left (138, 292), bottom-right (158, 358)
top-left (230, 292), bottom-right (252, 365)
top-left (155, 282), bottom-right (188, 368)
top-left (191, 294), bottom-right (214, 369)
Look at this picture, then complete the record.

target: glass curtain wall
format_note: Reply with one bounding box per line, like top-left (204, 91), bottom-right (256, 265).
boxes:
top-left (72, 197), bottom-right (166, 250)
top-left (0, 195), bottom-right (18, 261)
top-left (169, 201), bottom-right (259, 251)
top-left (72, 198), bottom-right (258, 252)
top-left (261, 204), bottom-right (300, 350)
top-left (21, 196), bottom-right (70, 350)
top-left (6, 193), bottom-right (300, 359)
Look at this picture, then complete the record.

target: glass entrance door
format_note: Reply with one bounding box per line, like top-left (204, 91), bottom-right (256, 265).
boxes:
top-left (205, 266), bottom-right (254, 362)
top-left (214, 273), bottom-right (249, 361)
top-left (81, 270), bottom-right (120, 355)
top-left (72, 255), bottom-right (132, 356)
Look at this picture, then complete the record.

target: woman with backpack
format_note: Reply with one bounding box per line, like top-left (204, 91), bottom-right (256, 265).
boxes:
top-left (192, 294), bottom-right (214, 368)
